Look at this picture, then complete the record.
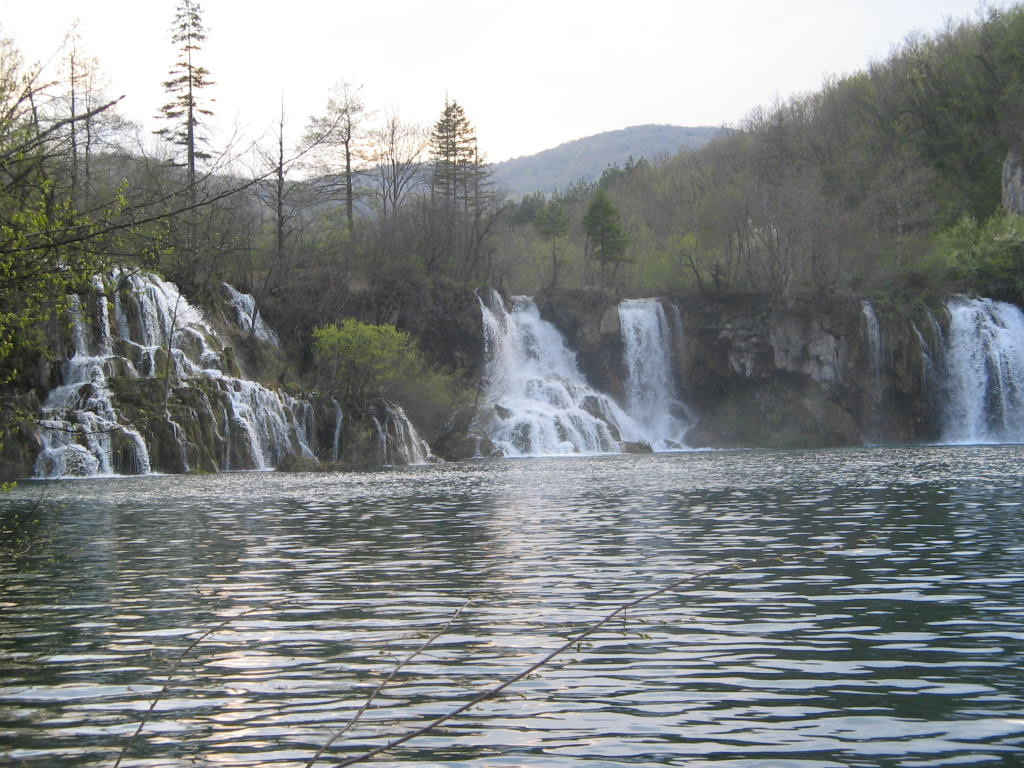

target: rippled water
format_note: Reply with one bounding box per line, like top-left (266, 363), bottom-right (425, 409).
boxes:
top-left (2, 446), bottom-right (1024, 767)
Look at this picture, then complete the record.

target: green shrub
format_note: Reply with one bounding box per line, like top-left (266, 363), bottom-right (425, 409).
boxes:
top-left (312, 319), bottom-right (472, 443)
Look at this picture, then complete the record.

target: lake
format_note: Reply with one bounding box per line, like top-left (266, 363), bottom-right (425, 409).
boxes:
top-left (2, 446), bottom-right (1024, 766)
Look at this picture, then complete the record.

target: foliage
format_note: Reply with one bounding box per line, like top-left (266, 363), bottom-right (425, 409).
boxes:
top-left (582, 189), bottom-right (629, 288)
top-left (431, 100), bottom-right (483, 200)
top-left (303, 79), bottom-right (366, 232)
top-left (473, 6), bottom-right (1024, 303)
top-left (312, 319), bottom-right (469, 439)
top-left (421, 99), bottom-right (499, 281)
top-left (313, 319), bottom-right (414, 402)
top-left (936, 213), bottom-right (1024, 301)
top-left (0, 36), bottom-right (121, 387)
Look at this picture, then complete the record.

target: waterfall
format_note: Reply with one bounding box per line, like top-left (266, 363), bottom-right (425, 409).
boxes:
top-left (860, 300), bottom-right (884, 440)
top-left (618, 298), bottom-right (694, 450)
top-left (477, 291), bottom-right (645, 456)
top-left (861, 301), bottom-right (883, 387)
top-left (34, 288), bottom-right (153, 478)
top-left (33, 270), bottom-right (320, 477)
top-left (913, 307), bottom-right (947, 432)
top-left (330, 399), bottom-right (344, 463)
top-left (370, 403), bottom-right (434, 466)
top-left (942, 296), bottom-right (1024, 444)
top-left (223, 283), bottom-right (280, 347)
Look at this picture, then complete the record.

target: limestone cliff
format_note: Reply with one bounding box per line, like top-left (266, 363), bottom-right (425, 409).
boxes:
top-left (533, 290), bottom-right (943, 449)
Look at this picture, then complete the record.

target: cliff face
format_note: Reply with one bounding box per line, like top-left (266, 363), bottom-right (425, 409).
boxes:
top-left (1, 272), bottom-right (968, 481)
top-left (533, 290), bottom-right (940, 449)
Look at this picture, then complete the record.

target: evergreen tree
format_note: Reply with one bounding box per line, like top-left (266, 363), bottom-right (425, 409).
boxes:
top-left (425, 99), bottom-right (496, 280)
top-left (430, 99), bottom-right (485, 208)
top-left (583, 189), bottom-right (628, 288)
top-left (155, 0), bottom-right (214, 197)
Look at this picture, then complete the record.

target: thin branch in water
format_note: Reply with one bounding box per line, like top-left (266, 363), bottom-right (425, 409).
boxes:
top-left (112, 601), bottom-right (283, 768)
top-left (324, 562), bottom-right (746, 768)
top-left (306, 598), bottom-right (472, 768)
top-left (1, 482), bottom-right (49, 557)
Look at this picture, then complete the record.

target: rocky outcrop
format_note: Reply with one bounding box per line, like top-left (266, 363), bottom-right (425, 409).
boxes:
top-left (535, 287), bottom-right (625, 401)
top-left (532, 289), bottom-right (943, 450)
top-left (673, 296), bottom-right (863, 448)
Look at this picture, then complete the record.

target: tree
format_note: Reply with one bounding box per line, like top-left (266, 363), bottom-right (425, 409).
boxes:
top-left (582, 189), bottom-right (628, 288)
top-left (535, 199), bottom-right (568, 289)
top-left (252, 97), bottom-right (300, 295)
top-left (154, 0), bottom-right (215, 199)
top-left (430, 99), bottom-right (485, 207)
top-left (368, 109), bottom-right (428, 224)
top-left (0, 36), bottom-right (123, 386)
top-left (304, 80), bottom-right (366, 233)
top-left (425, 99), bottom-right (496, 280)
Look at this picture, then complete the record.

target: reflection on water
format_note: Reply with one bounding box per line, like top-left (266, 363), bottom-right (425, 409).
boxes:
top-left (2, 446), bottom-right (1024, 766)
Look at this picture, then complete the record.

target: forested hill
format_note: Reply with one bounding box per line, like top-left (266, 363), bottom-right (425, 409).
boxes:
top-left (490, 124), bottom-right (723, 196)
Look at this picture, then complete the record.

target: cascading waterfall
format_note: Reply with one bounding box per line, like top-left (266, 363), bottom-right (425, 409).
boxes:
top-left (371, 403), bottom-right (435, 466)
top-left (477, 291), bottom-right (648, 456)
top-left (942, 295), bottom-right (1024, 444)
top-left (618, 298), bottom-right (694, 450)
top-left (330, 399), bottom-right (344, 462)
top-left (223, 283), bottom-right (280, 347)
top-left (33, 270), bottom-right (317, 477)
top-left (34, 290), bottom-right (154, 478)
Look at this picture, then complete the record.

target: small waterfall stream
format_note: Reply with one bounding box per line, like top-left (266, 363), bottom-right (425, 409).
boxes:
top-left (860, 300), bottom-right (884, 440)
top-left (371, 402), bottom-right (435, 466)
top-left (223, 283), bottom-right (280, 347)
top-left (942, 296), bottom-right (1024, 444)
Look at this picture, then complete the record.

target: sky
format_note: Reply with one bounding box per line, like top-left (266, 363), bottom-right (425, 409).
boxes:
top-left (0, 0), bottom-right (1003, 163)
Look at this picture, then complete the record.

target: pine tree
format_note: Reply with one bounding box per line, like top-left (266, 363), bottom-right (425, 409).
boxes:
top-left (425, 99), bottom-right (495, 280)
top-left (583, 189), bottom-right (629, 288)
top-left (430, 100), bottom-right (485, 208)
top-left (155, 0), bottom-right (214, 197)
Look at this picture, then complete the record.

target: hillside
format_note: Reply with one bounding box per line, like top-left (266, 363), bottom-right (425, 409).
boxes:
top-left (490, 124), bottom-right (723, 197)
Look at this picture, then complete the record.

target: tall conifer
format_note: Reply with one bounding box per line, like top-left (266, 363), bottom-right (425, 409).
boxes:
top-left (155, 0), bottom-right (214, 197)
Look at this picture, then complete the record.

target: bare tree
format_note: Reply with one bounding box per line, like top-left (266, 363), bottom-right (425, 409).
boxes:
top-left (303, 79), bottom-right (366, 233)
top-left (367, 109), bottom-right (428, 224)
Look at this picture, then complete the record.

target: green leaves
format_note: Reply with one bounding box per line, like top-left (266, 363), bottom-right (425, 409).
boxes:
top-left (313, 319), bottom-right (418, 403)
top-left (583, 189), bottom-right (628, 266)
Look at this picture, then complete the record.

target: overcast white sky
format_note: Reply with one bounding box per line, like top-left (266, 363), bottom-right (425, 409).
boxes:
top-left (0, 0), bottom-right (1001, 162)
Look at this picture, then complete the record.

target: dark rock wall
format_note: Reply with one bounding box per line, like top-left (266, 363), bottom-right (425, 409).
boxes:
top-left (532, 290), bottom-right (943, 450)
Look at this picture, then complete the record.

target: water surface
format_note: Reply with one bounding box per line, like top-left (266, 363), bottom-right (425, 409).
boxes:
top-left (2, 446), bottom-right (1024, 766)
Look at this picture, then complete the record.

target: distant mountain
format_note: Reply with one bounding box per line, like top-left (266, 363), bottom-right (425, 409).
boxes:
top-left (490, 124), bottom-right (725, 197)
